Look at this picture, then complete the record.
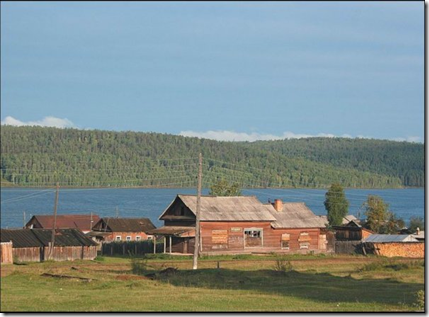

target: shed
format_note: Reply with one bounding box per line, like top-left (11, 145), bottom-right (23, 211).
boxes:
top-left (0, 228), bottom-right (98, 262)
top-left (362, 234), bottom-right (424, 258)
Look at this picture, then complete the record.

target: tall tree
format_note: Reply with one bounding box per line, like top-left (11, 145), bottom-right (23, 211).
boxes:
top-left (362, 195), bottom-right (390, 233)
top-left (209, 179), bottom-right (242, 196)
top-left (324, 183), bottom-right (349, 227)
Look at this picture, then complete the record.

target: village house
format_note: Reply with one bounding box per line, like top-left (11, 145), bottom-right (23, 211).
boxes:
top-left (266, 200), bottom-right (329, 252)
top-left (25, 214), bottom-right (100, 234)
top-left (90, 217), bottom-right (156, 243)
top-left (333, 220), bottom-right (373, 241)
top-left (0, 228), bottom-right (98, 263)
top-left (149, 195), bottom-right (328, 255)
top-left (362, 234), bottom-right (424, 258)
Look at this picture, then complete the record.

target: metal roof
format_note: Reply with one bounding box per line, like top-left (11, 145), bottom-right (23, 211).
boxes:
top-left (95, 218), bottom-right (156, 232)
top-left (26, 214), bottom-right (100, 231)
top-left (1, 229), bottom-right (44, 247)
top-left (176, 195), bottom-right (276, 222)
top-left (0, 228), bottom-right (97, 247)
top-left (363, 234), bottom-right (419, 243)
top-left (268, 202), bottom-right (327, 229)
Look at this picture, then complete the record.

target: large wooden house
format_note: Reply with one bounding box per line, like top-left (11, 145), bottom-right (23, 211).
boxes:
top-left (149, 195), bottom-right (328, 255)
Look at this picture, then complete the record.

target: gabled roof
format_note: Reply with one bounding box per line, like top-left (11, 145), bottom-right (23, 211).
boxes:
top-left (1, 229), bottom-right (44, 247)
top-left (160, 195), bottom-right (276, 222)
top-left (97, 218), bottom-right (156, 232)
top-left (0, 229), bottom-right (97, 247)
top-left (268, 202), bottom-right (326, 229)
top-left (26, 214), bottom-right (100, 231)
top-left (363, 234), bottom-right (419, 243)
top-left (342, 215), bottom-right (358, 225)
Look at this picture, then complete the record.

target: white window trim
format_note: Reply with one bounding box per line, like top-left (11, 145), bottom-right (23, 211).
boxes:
top-left (126, 236), bottom-right (132, 241)
top-left (243, 227), bottom-right (263, 248)
top-left (135, 236), bottom-right (141, 241)
top-left (116, 236), bottom-right (121, 241)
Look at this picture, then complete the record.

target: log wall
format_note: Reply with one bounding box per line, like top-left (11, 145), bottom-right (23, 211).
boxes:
top-left (199, 222), bottom-right (324, 254)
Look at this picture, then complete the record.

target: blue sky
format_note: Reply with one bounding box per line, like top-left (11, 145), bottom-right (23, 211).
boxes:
top-left (1, 2), bottom-right (424, 142)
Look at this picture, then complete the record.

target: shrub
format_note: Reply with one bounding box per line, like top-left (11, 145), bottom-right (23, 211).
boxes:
top-left (130, 255), bottom-right (148, 275)
top-left (414, 290), bottom-right (424, 311)
top-left (273, 257), bottom-right (293, 273)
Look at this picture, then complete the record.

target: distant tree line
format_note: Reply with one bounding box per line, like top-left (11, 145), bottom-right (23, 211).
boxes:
top-left (1, 126), bottom-right (422, 189)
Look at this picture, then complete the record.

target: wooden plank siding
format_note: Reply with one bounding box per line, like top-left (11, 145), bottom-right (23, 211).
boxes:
top-left (1, 242), bottom-right (13, 264)
top-left (199, 222), bottom-right (322, 254)
top-left (12, 247), bottom-right (42, 262)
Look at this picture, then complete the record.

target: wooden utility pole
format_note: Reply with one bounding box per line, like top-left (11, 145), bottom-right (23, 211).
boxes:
top-left (193, 153), bottom-right (203, 270)
top-left (49, 182), bottom-right (60, 259)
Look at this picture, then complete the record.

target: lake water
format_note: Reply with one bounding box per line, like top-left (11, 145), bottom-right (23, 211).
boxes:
top-left (0, 187), bottom-right (424, 229)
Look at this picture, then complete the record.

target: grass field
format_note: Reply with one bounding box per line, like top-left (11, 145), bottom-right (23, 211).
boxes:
top-left (0, 254), bottom-right (424, 312)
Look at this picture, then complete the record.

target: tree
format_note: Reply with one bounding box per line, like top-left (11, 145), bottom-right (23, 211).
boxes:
top-left (209, 179), bottom-right (241, 196)
top-left (324, 183), bottom-right (349, 227)
top-left (362, 195), bottom-right (389, 233)
top-left (408, 216), bottom-right (425, 233)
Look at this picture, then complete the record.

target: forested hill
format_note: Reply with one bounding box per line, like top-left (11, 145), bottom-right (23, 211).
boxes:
top-left (246, 138), bottom-right (424, 187)
top-left (0, 126), bottom-right (423, 189)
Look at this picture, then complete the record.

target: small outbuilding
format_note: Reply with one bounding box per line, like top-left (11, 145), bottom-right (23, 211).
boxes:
top-left (0, 228), bottom-right (98, 262)
top-left (362, 234), bottom-right (424, 258)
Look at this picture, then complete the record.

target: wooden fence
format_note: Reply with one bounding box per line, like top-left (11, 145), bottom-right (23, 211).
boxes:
top-left (101, 241), bottom-right (164, 256)
top-left (1, 242), bottom-right (13, 264)
top-left (334, 241), bottom-right (363, 254)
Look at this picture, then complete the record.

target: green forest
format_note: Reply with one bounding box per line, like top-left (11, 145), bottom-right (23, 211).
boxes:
top-left (0, 126), bottom-right (424, 189)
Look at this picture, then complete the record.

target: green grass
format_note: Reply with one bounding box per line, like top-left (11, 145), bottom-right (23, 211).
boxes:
top-left (1, 255), bottom-right (424, 312)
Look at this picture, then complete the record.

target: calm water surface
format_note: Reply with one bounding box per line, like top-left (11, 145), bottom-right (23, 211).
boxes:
top-left (0, 187), bottom-right (424, 229)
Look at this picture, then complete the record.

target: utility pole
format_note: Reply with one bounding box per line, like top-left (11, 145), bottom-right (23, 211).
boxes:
top-left (193, 153), bottom-right (203, 270)
top-left (116, 206), bottom-right (119, 218)
top-left (49, 182), bottom-right (60, 259)
top-left (23, 211), bottom-right (26, 228)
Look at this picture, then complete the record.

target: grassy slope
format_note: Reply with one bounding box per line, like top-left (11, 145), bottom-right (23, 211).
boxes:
top-left (1, 255), bottom-right (423, 312)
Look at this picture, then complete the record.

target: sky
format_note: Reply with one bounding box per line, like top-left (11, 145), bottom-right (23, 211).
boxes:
top-left (1, 2), bottom-right (424, 142)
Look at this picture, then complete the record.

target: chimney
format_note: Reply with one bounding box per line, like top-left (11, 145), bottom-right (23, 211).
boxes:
top-left (416, 227), bottom-right (420, 235)
top-left (273, 199), bottom-right (283, 212)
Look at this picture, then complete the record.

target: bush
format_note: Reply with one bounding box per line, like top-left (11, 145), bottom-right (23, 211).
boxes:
top-left (273, 257), bottom-right (293, 273)
top-left (414, 290), bottom-right (424, 310)
top-left (130, 255), bottom-right (148, 275)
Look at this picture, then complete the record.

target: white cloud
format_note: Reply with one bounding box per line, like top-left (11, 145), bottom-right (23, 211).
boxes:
top-left (1, 116), bottom-right (75, 129)
top-left (179, 130), bottom-right (353, 142)
top-left (391, 136), bottom-right (421, 143)
top-left (179, 130), bottom-right (422, 143)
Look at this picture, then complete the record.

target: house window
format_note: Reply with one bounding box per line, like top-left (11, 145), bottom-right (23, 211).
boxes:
top-left (300, 242), bottom-right (310, 249)
top-left (116, 236), bottom-right (121, 241)
top-left (244, 228), bottom-right (263, 247)
top-left (135, 236), bottom-right (141, 241)
top-left (281, 233), bottom-right (290, 250)
top-left (126, 236), bottom-right (131, 241)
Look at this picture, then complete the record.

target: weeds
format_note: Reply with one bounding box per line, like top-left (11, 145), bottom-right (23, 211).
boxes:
top-left (414, 290), bottom-right (424, 311)
top-left (273, 257), bottom-right (293, 274)
top-left (360, 259), bottom-right (424, 272)
top-left (129, 254), bottom-right (148, 275)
